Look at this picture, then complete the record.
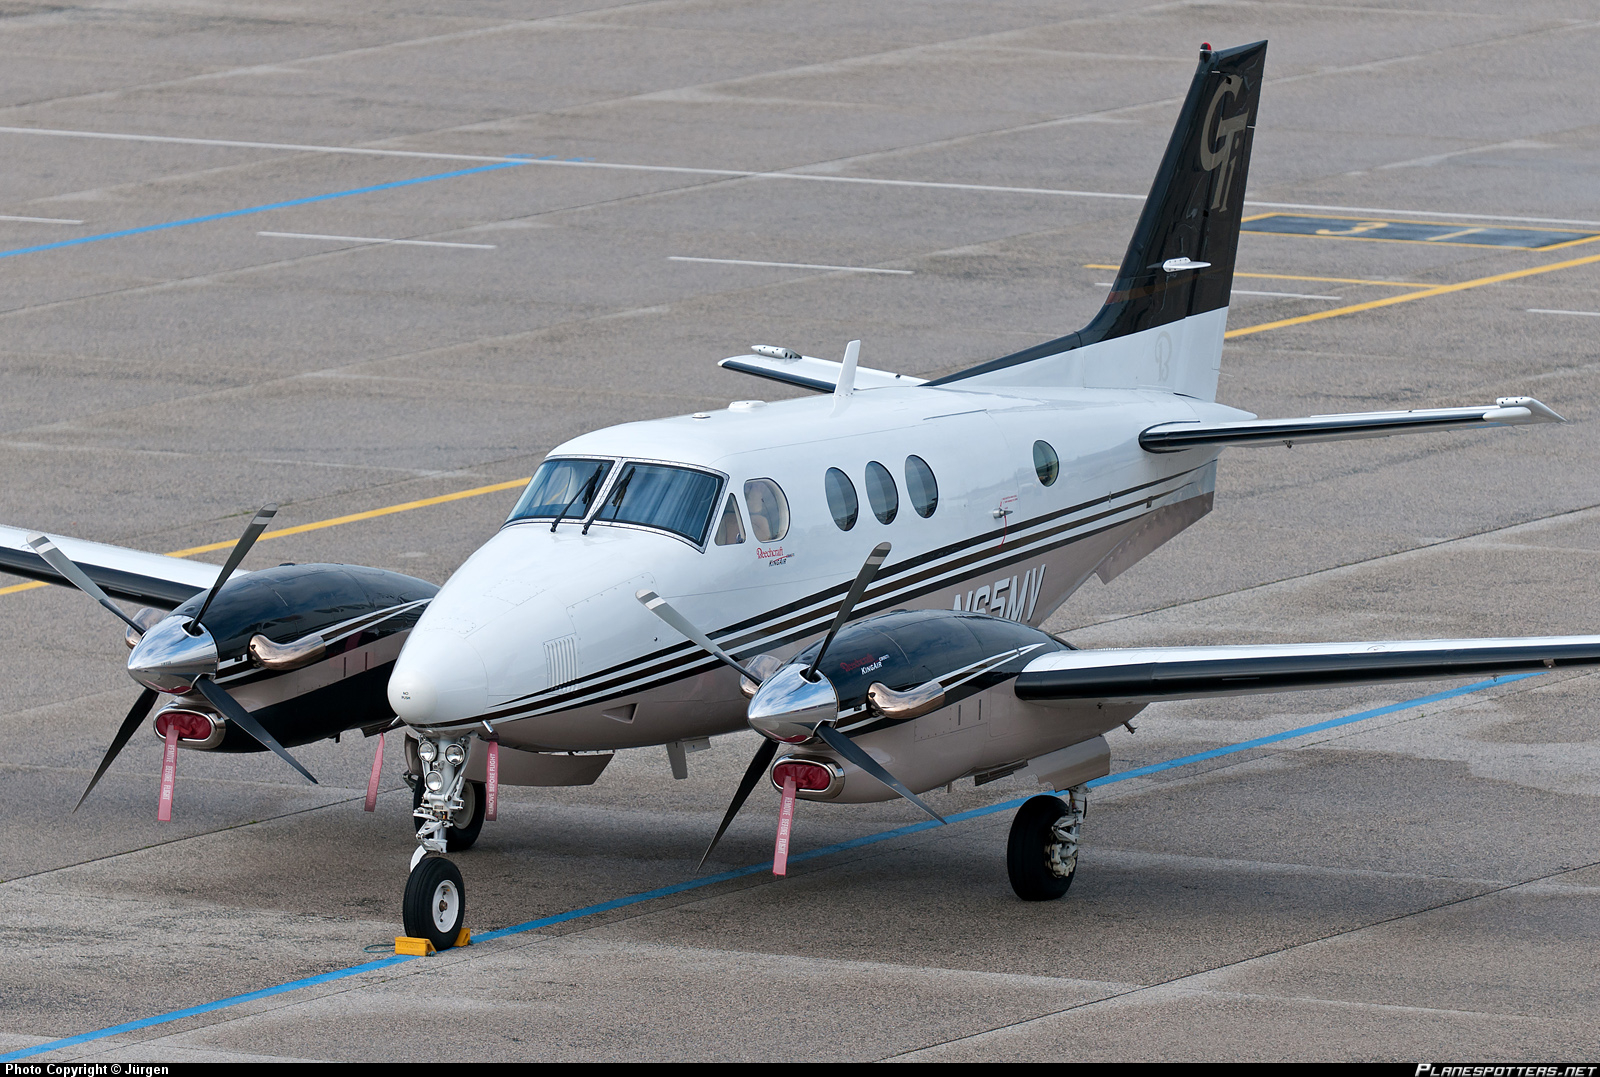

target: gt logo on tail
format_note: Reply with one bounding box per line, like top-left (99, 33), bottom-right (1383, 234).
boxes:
top-left (1200, 74), bottom-right (1250, 211)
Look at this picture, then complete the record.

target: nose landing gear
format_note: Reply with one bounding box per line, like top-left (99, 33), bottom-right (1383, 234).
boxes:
top-left (403, 732), bottom-right (478, 949)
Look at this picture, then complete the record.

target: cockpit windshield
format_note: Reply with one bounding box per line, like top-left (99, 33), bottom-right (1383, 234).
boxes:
top-left (590, 462), bottom-right (721, 544)
top-left (508, 458), bottom-right (613, 523)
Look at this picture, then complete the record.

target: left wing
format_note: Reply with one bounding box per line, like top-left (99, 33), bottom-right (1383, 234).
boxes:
top-left (0, 525), bottom-right (232, 609)
top-left (1140, 396), bottom-right (1563, 453)
top-left (1014, 636), bottom-right (1600, 705)
top-left (719, 350), bottom-right (926, 393)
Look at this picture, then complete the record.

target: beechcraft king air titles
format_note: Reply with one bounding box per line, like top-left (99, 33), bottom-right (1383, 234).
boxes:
top-left (6, 39), bottom-right (1599, 949)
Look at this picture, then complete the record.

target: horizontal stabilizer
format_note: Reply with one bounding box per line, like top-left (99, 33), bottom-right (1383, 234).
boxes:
top-left (720, 352), bottom-right (926, 394)
top-left (1015, 635), bottom-right (1600, 705)
top-left (1140, 396), bottom-right (1564, 453)
top-left (0, 524), bottom-right (233, 608)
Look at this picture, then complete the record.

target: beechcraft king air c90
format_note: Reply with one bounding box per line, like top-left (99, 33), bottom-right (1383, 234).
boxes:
top-left (380, 37), bottom-right (1600, 947)
top-left (6, 40), bottom-right (1596, 950)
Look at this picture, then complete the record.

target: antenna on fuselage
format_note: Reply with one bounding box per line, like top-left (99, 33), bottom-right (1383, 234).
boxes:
top-left (830, 339), bottom-right (860, 417)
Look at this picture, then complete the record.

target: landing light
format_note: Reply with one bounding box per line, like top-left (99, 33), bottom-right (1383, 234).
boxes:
top-left (424, 770), bottom-right (446, 793)
top-left (444, 743), bottom-right (466, 766)
top-left (418, 741), bottom-right (438, 763)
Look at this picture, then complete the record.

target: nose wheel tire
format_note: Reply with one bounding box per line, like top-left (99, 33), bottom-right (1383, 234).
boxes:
top-left (413, 778), bottom-right (486, 851)
top-left (1007, 794), bottom-right (1080, 901)
top-left (403, 856), bottom-right (466, 950)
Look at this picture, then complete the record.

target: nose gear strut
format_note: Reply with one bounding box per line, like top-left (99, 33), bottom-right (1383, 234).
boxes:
top-left (402, 732), bottom-right (481, 949)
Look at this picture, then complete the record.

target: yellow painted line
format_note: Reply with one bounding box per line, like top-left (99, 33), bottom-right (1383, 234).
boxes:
top-left (2, 477), bottom-right (530, 598)
top-left (1225, 250), bottom-right (1600, 339)
top-left (1082, 265), bottom-right (1431, 287)
top-left (164, 478), bottom-right (529, 556)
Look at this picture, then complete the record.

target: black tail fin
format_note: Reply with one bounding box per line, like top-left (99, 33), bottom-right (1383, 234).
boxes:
top-left (932, 40), bottom-right (1268, 398)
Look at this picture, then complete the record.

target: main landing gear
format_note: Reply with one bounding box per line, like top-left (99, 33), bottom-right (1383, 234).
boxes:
top-left (403, 732), bottom-right (480, 948)
top-left (1006, 786), bottom-right (1087, 901)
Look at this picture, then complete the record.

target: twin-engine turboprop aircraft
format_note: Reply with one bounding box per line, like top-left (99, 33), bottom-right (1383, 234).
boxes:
top-left (9, 39), bottom-right (1599, 951)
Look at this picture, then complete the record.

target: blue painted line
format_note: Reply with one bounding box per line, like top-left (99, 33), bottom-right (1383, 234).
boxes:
top-left (1082, 672), bottom-right (1540, 787)
top-left (0, 672), bottom-right (1534, 1062)
top-left (0, 161), bottom-right (526, 262)
top-left (0, 955), bottom-right (416, 1062)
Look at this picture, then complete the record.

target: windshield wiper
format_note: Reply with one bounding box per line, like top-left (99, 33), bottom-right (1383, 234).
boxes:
top-left (584, 465), bottom-right (635, 535)
top-left (549, 470), bottom-right (602, 533)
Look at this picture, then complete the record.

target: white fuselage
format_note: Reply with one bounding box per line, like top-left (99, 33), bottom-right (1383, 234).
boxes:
top-left (388, 381), bottom-right (1249, 752)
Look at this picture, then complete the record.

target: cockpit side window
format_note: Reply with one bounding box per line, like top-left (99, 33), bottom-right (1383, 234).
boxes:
top-left (743, 478), bottom-right (790, 542)
top-left (508, 458), bottom-right (613, 523)
top-left (713, 493), bottom-right (746, 546)
top-left (592, 462), bottom-right (722, 544)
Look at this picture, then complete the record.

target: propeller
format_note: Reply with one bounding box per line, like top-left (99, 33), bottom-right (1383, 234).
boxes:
top-left (805, 541), bottom-right (890, 681)
top-left (73, 688), bottom-right (159, 811)
top-left (33, 505), bottom-right (318, 806)
top-left (26, 533), bottom-right (147, 635)
top-left (635, 589), bottom-right (762, 682)
top-left (642, 541), bottom-right (936, 867)
top-left (813, 724), bottom-right (942, 822)
top-left (187, 504), bottom-right (276, 630)
top-left (194, 676), bottom-right (318, 784)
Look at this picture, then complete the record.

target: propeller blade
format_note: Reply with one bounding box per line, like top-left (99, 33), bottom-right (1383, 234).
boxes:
top-left (25, 533), bottom-right (145, 635)
top-left (814, 723), bottom-right (943, 824)
top-left (636, 590), bottom-right (760, 682)
top-left (74, 688), bottom-right (160, 811)
top-left (188, 504), bottom-right (277, 629)
top-left (698, 737), bottom-right (779, 870)
top-left (804, 541), bottom-right (891, 681)
top-left (193, 676), bottom-right (318, 784)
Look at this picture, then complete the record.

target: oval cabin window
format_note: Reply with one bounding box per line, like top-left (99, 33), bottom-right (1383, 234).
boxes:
top-left (864, 461), bottom-right (898, 525)
top-left (824, 468), bottom-right (859, 531)
top-left (904, 455), bottom-right (938, 518)
top-left (1033, 441), bottom-right (1060, 487)
top-left (743, 478), bottom-right (790, 542)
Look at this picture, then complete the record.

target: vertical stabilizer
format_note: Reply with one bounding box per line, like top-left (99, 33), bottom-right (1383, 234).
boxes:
top-left (932, 40), bottom-right (1268, 400)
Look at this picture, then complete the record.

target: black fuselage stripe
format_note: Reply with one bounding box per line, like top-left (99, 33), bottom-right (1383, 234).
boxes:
top-left (485, 470), bottom-right (1199, 716)
top-left (478, 486), bottom-right (1199, 721)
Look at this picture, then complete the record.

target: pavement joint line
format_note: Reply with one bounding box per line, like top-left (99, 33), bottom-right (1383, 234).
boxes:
top-left (0, 160), bottom-right (528, 261)
top-left (668, 255), bottom-right (913, 274)
top-left (0, 477), bottom-right (529, 597)
top-left (1528, 308), bottom-right (1600, 317)
top-left (0, 673), bottom-right (1529, 1063)
top-left (884, 846), bottom-right (1600, 1060)
top-left (0, 214), bottom-right (82, 224)
top-left (6, 125), bottom-right (1600, 228)
top-left (257, 231), bottom-right (497, 250)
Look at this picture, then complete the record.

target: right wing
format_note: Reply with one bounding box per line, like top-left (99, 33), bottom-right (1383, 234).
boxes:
top-left (1139, 397), bottom-right (1564, 453)
top-left (1014, 636), bottom-right (1600, 705)
top-left (0, 525), bottom-right (236, 609)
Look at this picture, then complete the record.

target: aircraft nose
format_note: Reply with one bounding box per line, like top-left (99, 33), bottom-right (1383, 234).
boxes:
top-left (389, 631), bottom-right (490, 726)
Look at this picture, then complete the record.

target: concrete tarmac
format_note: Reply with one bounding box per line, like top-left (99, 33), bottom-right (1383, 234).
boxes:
top-left (2, 0), bottom-right (1599, 1063)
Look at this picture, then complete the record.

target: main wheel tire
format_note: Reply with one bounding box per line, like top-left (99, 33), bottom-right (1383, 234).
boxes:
top-left (412, 778), bottom-right (487, 851)
top-left (1006, 794), bottom-right (1077, 901)
top-left (403, 856), bottom-right (466, 950)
